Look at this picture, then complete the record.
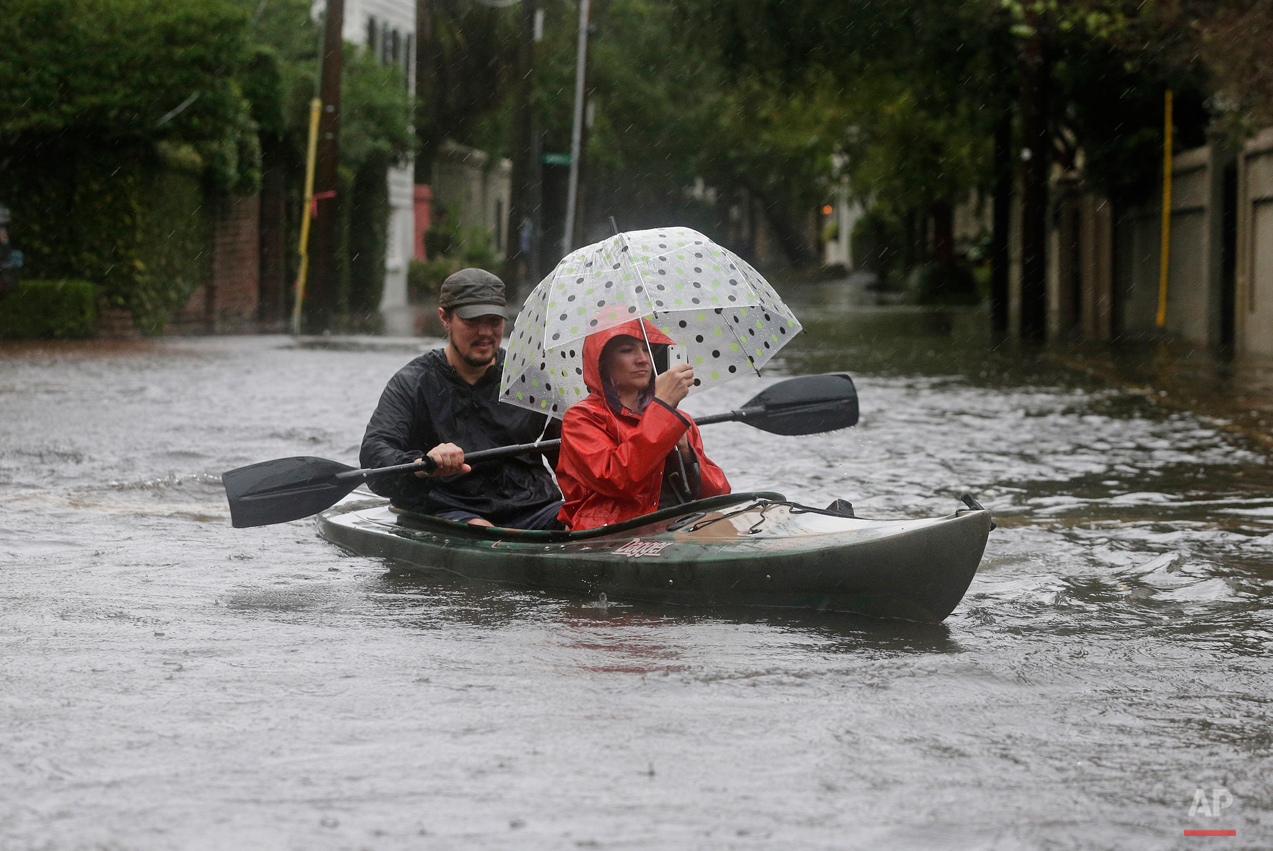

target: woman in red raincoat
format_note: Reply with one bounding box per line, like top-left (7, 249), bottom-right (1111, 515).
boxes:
top-left (556, 318), bottom-right (730, 531)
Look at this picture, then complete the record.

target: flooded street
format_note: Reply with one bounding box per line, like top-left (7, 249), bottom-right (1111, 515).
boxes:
top-left (3, 298), bottom-right (1273, 849)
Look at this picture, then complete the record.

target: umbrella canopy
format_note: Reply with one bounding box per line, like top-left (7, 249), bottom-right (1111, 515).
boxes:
top-left (500, 226), bottom-right (802, 417)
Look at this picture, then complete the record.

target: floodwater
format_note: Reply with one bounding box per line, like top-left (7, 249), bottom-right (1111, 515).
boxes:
top-left (3, 292), bottom-right (1272, 849)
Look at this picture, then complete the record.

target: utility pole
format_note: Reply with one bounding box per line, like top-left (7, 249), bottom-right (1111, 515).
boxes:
top-left (307, 0), bottom-right (345, 333)
top-left (415, 0), bottom-right (435, 179)
top-left (562, 0), bottom-right (591, 254)
top-left (505, 0), bottom-right (540, 299)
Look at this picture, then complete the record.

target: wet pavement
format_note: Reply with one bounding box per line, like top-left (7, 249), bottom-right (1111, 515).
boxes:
top-left (2, 290), bottom-right (1272, 849)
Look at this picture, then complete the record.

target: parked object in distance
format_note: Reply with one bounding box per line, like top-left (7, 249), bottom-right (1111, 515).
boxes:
top-left (317, 492), bottom-right (993, 623)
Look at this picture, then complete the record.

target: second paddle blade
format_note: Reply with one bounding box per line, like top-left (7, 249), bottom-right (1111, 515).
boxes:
top-left (748, 372), bottom-right (859, 435)
top-left (223, 456), bottom-right (357, 528)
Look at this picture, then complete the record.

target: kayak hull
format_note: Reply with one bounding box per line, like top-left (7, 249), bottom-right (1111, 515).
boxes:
top-left (317, 492), bottom-right (991, 623)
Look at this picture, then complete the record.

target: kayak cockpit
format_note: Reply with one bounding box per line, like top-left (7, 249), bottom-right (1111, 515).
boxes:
top-left (386, 491), bottom-right (788, 542)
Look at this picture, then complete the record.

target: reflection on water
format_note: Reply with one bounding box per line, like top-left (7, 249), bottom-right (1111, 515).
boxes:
top-left (3, 313), bottom-right (1273, 848)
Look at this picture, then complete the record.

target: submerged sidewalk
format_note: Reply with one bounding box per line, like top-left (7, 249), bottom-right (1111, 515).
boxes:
top-left (1054, 343), bottom-right (1273, 452)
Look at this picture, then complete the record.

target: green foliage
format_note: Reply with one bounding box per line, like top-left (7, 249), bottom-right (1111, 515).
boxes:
top-left (0, 279), bottom-right (97, 339)
top-left (678, 0), bottom-right (1226, 261)
top-left (408, 257), bottom-right (462, 303)
top-left (1059, 38), bottom-right (1207, 202)
top-left (0, 0), bottom-right (266, 333)
top-left (236, 0), bottom-right (321, 136)
top-left (1, 0), bottom-right (261, 191)
top-left (407, 252), bottom-right (500, 306)
top-left (342, 50), bottom-right (418, 169)
top-left (5, 140), bottom-right (214, 334)
top-left (0, 0), bottom-right (418, 335)
top-left (6, 141), bottom-right (149, 315)
top-left (425, 212), bottom-right (498, 268)
top-left (416, 0), bottom-right (522, 167)
top-left (838, 75), bottom-right (992, 214)
top-left (134, 167), bottom-right (211, 332)
top-left (581, 0), bottom-right (850, 262)
top-left (998, 0), bottom-right (1142, 40)
top-left (851, 208), bottom-right (905, 284)
top-left (410, 214), bottom-right (501, 305)
top-left (683, 0), bottom-right (1004, 209)
top-left (1183, 1), bottom-right (1273, 138)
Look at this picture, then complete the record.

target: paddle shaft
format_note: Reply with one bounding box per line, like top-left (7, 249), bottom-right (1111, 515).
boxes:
top-left (339, 408), bottom-right (753, 482)
top-left (310, 377), bottom-right (857, 484)
top-left (224, 372), bottom-right (857, 527)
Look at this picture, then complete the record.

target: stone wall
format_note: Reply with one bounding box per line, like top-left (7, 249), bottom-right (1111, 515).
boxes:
top-left (1236, 128), bottom-right (1273, 357)
top-left (1112, 145), bottom-right (1231, 346)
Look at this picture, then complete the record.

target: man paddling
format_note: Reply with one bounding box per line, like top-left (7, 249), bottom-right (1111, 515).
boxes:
top-left (359, 269), bottom-right (563, 529)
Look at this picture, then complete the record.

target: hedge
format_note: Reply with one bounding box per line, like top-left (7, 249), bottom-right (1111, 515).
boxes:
top-left (0, 279), bottom-right (97, 339)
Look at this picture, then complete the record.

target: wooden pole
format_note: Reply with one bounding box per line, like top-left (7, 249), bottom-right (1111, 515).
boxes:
top-left (307, 0), bottom-right (345, 333)
top-left (1156, 89), bottom-right (1174, 329)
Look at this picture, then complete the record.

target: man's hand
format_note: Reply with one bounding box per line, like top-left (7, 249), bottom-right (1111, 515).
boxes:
top-left (654, 363), bottom-right (694, 408)
top-left (415, 442), bottom-right (470, 478)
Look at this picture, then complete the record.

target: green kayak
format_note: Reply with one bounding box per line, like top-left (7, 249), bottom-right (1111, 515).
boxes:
top-left (317, 492), bottom-right (992, 623)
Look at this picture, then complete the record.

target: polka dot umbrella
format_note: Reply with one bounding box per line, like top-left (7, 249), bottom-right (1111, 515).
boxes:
top-left (500, 226), bottom-right (803, 417)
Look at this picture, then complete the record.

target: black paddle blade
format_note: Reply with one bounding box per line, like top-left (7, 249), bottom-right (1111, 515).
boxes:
top-left (223, 456), bottom-right (359, 528)
top-left (745, 372), bottom-right (859, 435)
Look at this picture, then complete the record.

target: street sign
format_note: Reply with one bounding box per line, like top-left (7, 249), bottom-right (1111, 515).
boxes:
top-left (542, 153), bottom-right (571, 166)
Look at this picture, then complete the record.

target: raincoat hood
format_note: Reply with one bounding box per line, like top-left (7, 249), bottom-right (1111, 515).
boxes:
top-left (581, 318), bottom-right (674, 396)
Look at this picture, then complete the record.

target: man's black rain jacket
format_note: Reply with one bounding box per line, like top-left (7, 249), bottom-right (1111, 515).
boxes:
top-left (359, 349), bottom-right (561, 522)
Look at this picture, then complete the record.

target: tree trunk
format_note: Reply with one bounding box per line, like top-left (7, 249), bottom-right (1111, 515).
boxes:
top-left (991, 108), bottom-right (1012, 339)
top-left (931, 201), bottom-right (954, 266)
top-left (1019, 20), bottom-right (1051, 343)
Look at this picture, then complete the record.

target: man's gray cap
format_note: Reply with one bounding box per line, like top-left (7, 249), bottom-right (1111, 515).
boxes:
top-left (439, 268), bottom-right (506, 319)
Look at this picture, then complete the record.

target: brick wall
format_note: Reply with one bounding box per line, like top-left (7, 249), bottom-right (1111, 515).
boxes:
top-left (209, 193), bottom-right (260, 330)
top-left (174, 192), bottom-right (260, 332)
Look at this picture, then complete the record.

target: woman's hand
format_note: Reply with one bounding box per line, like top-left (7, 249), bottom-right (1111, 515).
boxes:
top-left (416, 442), bottom-right (470, 478)
top-left (654, 363), bottom-right (694, 408)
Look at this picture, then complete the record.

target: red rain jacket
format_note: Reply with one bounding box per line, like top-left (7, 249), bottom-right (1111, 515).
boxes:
top-left (556, 318), bottom-right (730, 530)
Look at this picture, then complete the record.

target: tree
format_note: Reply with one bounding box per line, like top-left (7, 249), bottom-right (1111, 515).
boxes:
top-left (343, 50), bottom-right (418, 321)
top-left (0, 0), bottom-right (261, 330)
top-left (676, 0), bottom-right (1224, 335)
top-left (581, 0), bottom-right (855, 265)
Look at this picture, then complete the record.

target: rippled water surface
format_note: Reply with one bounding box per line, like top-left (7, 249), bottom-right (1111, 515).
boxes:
top-left (3, 302), bottom-right (1272, 849)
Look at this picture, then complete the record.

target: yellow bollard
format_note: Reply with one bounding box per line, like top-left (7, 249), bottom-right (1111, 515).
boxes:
top-left (291, 97), bottom-right (323, 336)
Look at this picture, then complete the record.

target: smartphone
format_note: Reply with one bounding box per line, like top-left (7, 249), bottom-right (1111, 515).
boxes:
top-left (668, 344), bottom-right (688, 367)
